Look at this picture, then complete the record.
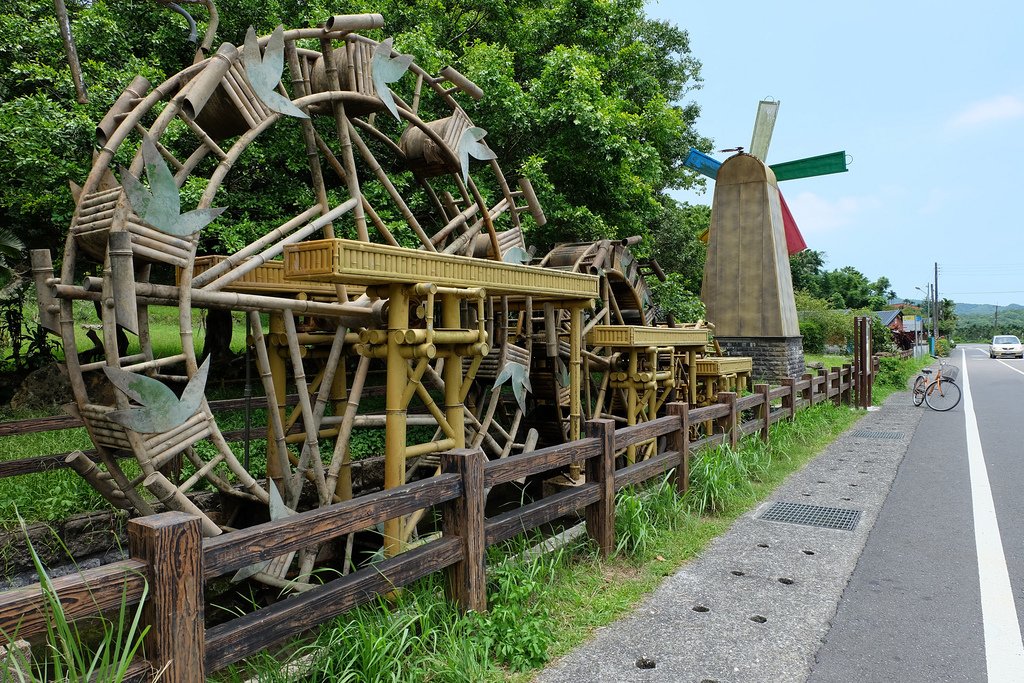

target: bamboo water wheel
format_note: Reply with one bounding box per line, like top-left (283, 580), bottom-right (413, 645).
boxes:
top-left (35, 15), bottom-right (729, 582)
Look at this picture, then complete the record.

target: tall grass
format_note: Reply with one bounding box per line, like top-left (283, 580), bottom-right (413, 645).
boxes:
top-left (0, 516), bottom-right (155, 682)
top-left (219, 537), bottom-right (577, 682)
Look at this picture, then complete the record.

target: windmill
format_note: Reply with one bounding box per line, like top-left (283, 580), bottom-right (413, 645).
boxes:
top-left (684, 99), bottom-right (849, 255)
top-left (689, 100), bottom-right (849, 379)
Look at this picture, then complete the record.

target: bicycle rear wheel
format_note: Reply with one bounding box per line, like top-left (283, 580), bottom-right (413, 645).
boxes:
top-left (912, 375), bottom-right (927, 406)
top-left (925, 380), bottom-right (961, 411)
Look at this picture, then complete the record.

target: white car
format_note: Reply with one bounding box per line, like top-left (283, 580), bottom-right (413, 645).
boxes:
top-left (990, 335), bottom-right (1024, 359)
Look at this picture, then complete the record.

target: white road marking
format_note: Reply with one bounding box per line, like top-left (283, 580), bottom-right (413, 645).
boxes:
top-left (996, 359), bottom-right (1024, 377)
top-left (960, 349), bottom-right (1024, 679)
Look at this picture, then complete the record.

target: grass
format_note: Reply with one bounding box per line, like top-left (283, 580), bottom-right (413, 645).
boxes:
top-left (213, 400), bottom-right (862, 683)
top-left (0, 516), bottom-right (153, 682)
top-left (2, 297), bottom-right (252, 374)
top-left (804, 353), bottom-right (851, 369)
top-left (0, 349), bottom-right (904, 676)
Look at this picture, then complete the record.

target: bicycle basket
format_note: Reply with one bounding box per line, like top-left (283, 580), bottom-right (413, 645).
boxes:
top-left (941, 366), bottom-right (959, 382)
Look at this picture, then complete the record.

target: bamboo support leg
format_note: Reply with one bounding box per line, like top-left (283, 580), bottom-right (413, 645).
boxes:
top-left (281, 311), bottom-right (330, 507)
top-left (384, 285), bottom-right (410, 556)
top-left (248, 312), bottom-right (292, 498)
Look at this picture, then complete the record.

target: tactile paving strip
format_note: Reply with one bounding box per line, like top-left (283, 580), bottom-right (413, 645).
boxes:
top-left (759, 501), bottom-right (861, 531)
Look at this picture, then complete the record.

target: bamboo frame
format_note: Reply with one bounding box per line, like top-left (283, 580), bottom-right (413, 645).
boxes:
top-left (48, 19), bottom-right (756, 590)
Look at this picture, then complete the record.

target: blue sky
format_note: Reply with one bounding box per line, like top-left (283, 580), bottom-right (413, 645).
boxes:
top-left (645, 0), bottom-right (1024, 307)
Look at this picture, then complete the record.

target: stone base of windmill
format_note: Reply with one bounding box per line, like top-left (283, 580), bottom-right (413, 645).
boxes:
top-left (715, 336), bottom-right (805, 382)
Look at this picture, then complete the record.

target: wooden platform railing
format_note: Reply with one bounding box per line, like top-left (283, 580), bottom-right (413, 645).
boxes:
top-left (0, 362), bottom-right (871, 682)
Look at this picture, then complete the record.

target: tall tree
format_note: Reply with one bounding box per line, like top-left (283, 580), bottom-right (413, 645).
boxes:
top-left (0, 0), bottom-right (709, 267)
top-left (649, 201), bottom-right (708, 294)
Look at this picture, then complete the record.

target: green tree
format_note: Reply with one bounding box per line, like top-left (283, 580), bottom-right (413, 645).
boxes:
top-left (938, 298), bottom-right (958, 338)
top-left (648, 201), bottom-right (708, 294)
top-left (794, 290), bottom-right (853, 348)
top-left (789, 249), bottom-right (825, 297)
top-left (649, 273), bottom-right (705, 323)
top-left (1, 0), bottom-right (709, 273)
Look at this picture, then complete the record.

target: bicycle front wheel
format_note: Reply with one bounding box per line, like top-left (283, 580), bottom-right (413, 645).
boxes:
top-left (925, 380), bottom-right (962, 411)
top-left (913, 375), bottom-right (927, 406)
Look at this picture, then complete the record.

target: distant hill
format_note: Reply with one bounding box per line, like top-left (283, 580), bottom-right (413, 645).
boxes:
top-left (956, 302), bottom-right (1024, 316)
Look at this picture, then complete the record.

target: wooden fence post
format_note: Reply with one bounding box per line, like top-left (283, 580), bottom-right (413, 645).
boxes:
top-left (813, 368), bottom-right (824, 403)
top-left (829, 367), bottom-right (842, 405)
top-left (842, 364), bottom-right (852, 405)
top-left (666, 402), bottom-right (690, 495)
top-left (584, 419), bottom-right (616, 557)
top-left (718, 391), bottom-right (738, 449)
top-left (128, 511), bottom-right (204, 683)
top-left (801, 372), bottom-right (813, 407)
top-left (754, 383), bottom-right (771, 442)
top-left (781, 377), bottom-right (796, 420)
top-left (441, 448), bottom-right (487, 613)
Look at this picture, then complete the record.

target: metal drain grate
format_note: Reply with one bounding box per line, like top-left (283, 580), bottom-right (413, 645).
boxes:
top-left (850, 429), bottom-right (904, 440)
top-left (759, 501), bottom-right (861, 531)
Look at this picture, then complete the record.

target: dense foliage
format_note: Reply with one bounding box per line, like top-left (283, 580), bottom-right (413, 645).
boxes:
top-left (0, 0), bottom-right (710, 267)
top-left (956, 303), bottom-right (1022, 342)
top-left (790, 249), bottom-right (896, 310)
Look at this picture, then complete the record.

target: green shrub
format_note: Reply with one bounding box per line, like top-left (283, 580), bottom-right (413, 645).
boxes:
top-left (935, 338), bottom-right (951, 356)
top-left (686, 444), bottom-right (752, 516)
top-left (799, 319), bottom-right (825, 354)
top-left (474, 554), bottom-right (557, 671)
top-left (874, 356), bottom-right (913, 389)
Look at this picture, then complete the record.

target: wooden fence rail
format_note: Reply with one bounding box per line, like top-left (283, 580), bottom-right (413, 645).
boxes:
top-left (0, 362), bottom-right (876, 682)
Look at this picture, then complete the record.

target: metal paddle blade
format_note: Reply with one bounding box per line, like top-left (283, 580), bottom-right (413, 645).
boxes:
top-left (372, 37), bottom-right (413, 120)
top-left (104, 357), bottom-right (211, 434)
top-left (232, 483), bottom-right (297, 582)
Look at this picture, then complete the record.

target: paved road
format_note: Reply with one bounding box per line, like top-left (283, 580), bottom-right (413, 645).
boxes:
top-left (535, 346), bottom-right (1024, 682)
top-left (810, 345), bottom-right (1024, 682)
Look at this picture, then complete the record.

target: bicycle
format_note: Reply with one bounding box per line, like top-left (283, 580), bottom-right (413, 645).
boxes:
top-left (912, 358), bottom-right (961, 411)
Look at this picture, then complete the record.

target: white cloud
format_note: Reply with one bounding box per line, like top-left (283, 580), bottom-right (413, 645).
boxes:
top-left (947, 95), bottom-right (1024, 129)
top-left (784, 191), bottom-right (878, 234)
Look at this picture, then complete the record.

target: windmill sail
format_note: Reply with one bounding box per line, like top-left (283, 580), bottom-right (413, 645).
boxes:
top-left (778, 192), bottom-right (807, 254)
top-left (684, 148), bottom-right (848, 183)
top-left (683, 148), bottom-right (720, 179)
top-left (769, 151), bottom-right (848, 181)
top-left (749, 100), bottom-right (780, 161)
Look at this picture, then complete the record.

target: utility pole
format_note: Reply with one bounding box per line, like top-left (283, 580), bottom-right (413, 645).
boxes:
top-left (995, 305), bottom-right (999, 334)
top-left (933, 262), bottom-right (939, 341)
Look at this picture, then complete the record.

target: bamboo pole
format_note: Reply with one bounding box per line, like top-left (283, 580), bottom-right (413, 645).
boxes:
top-left (143, 472), bottom-right (221, 536)
top-left (191, 205), bottom-right (320, 286)
top-left (348, 121), bottom-right (436, 250)
top-left (319, 35), bottom-right (368, 240)
top-left (203, 197), bottom-right (358, 292)
top-left (326, 355), bottom-right (370, 501)
top-left (383, 284), bottom-right (410, 556)
top-left (281, 311), bottom-right (330, 507)
top-left (53, 0), bottom-right (87, 103)
top-left (65, 451), bottom-right (132, 510)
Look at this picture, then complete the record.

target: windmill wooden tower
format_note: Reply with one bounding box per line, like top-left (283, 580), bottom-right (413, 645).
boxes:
top-left (685, 100), bottom-right (848, 379)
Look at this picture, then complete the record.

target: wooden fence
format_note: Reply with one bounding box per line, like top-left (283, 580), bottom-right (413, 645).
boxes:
top-left (0, 364), bottom-right (870, 682)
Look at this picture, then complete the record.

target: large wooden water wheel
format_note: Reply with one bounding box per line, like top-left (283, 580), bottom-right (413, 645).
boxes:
top-left (34, 14), bottom-right (730, 583)
top-left (34, 14), bottom-right (605, 576)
